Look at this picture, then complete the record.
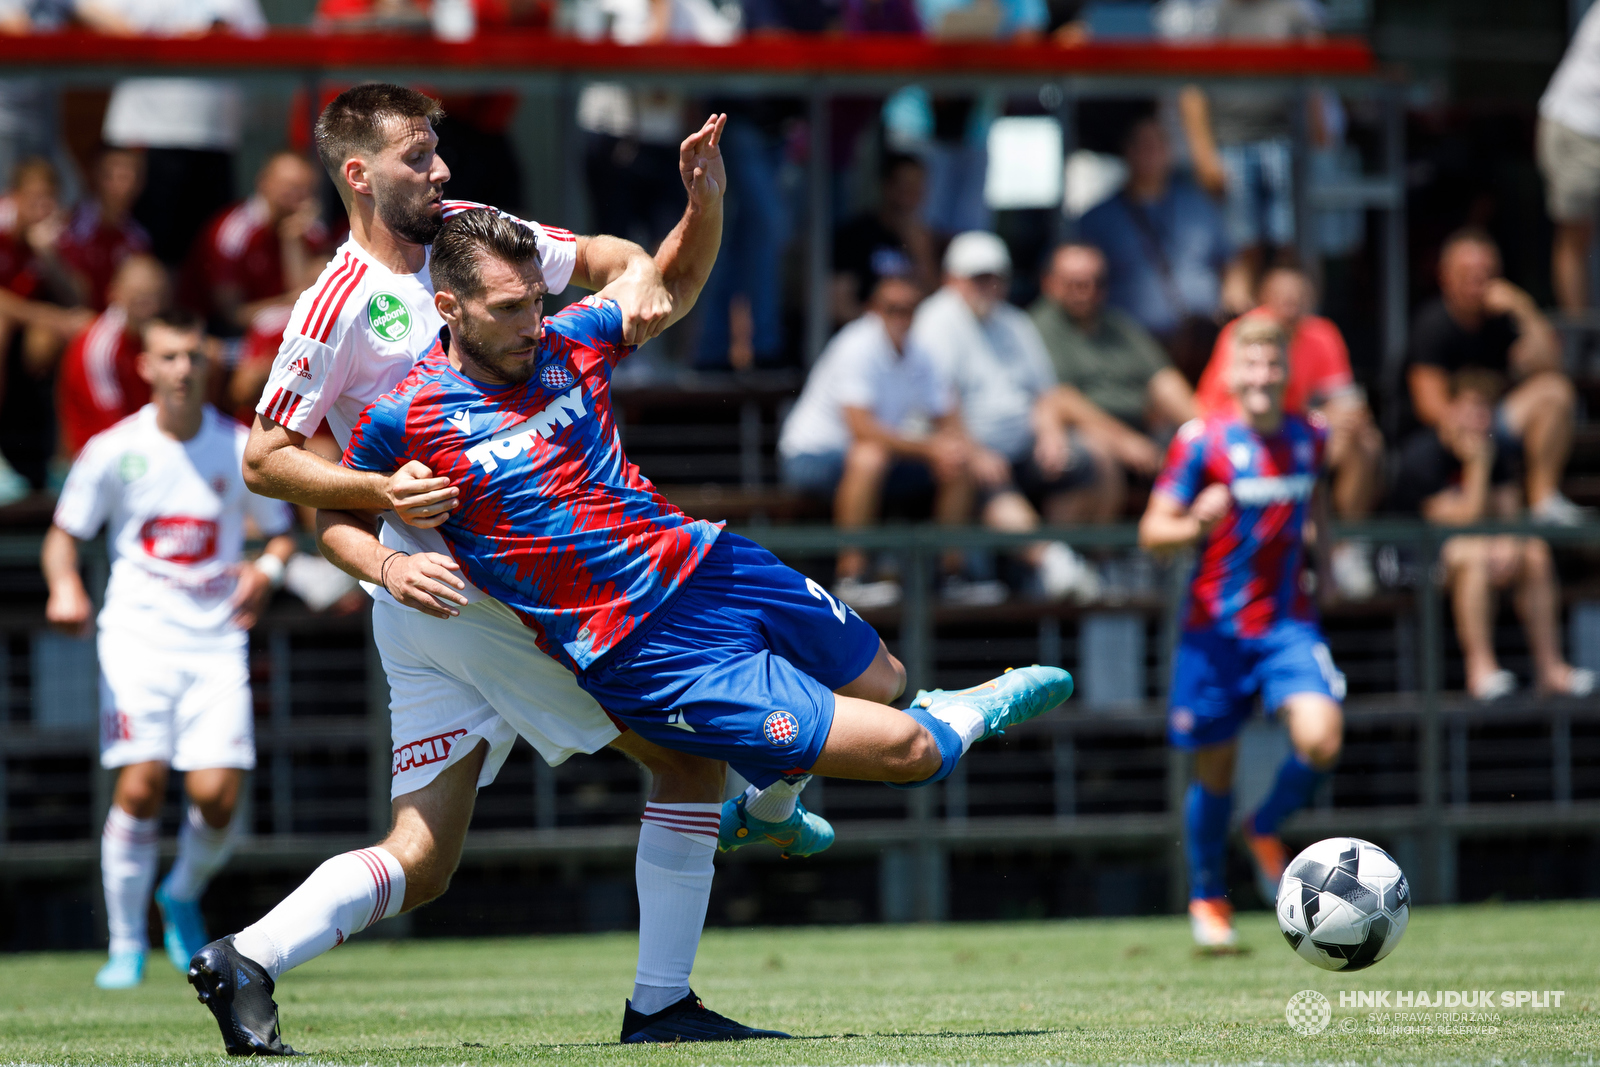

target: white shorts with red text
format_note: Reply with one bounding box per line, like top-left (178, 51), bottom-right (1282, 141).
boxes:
top-left (98, 628), bottom-right (255, 771)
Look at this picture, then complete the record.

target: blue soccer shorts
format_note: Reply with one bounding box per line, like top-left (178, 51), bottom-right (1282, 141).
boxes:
top-left (1167, 619), bottom-right (1345, 750)
top-left (579, 532), bottom-right (884, 787)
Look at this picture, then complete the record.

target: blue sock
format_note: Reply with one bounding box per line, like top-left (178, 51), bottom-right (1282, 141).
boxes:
top-left (1250, 754), bottom-right (1326, 836)
top-left (884, 707), bottom-right (964, 790)
top-left (1185, 782), bottom-right (1232, 901)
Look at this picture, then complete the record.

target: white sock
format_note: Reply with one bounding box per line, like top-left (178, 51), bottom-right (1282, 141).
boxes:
top-left (102, 806), bottom-right (159, 957)
top-left (231, 846), bottom-right (404, 980)
top-left (162, 805), bottom-right (236, 902)
top-left (743, 774), bottom-right (809, 822)
top-left (632, 805), bottom-right (717, 1016)
top-left (927, 703), bottom-right (985, 755)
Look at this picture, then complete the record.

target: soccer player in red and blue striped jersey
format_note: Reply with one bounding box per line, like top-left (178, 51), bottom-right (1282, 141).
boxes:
top-left (1140, 316), bottom-right (1346, 950)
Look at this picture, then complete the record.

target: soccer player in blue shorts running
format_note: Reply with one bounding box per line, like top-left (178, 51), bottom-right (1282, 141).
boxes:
top-left (1139, 316), bottom-right (1346, 950)
top-left (334, 150), bottom-right (1072, 848)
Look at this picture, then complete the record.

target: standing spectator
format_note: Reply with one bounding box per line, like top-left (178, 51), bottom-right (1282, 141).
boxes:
top-left (1390, 370), bottom-right (1595, 701)
top-left (1195, 264), bottom-right (1385, 597)
top-left (59, 147), bottom-right (151, 311)
top-left (832, 153), bottom-right (938, 328)
top-left (1406, 229), bottom-right (1582, 525)
top-left (1079, 116), bottom-right (1231, 381)
top-left (781, 276), bottom-right (971, 610)
top-left (912, 231), bottom-right (1103, 601)
top-left (76, 0), bottom-right (267, 266)
top-left (1030, 242), bottom-right (1196, 513)
top-left (56, 254), bottom-right (166, 458)
top-left (180, 151), bottom-right (329, 337)
top-left (1538, 0), bottom-right (1600, 314)
top-left (1176, 0), bottom-right (1321, 313)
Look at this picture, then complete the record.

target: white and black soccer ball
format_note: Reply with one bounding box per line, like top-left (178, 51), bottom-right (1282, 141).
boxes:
top-left (1276, 837), bottom-right (1409, 971)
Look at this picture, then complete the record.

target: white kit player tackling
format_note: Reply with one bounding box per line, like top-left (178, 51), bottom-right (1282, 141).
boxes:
top-left (43, 310), bottom-right (295, 991)
top-left (188, 84), bottom-right (815, 1056)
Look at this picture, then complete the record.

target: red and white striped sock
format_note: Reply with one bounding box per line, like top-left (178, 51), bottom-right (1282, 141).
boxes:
top-left (231, 846), bottom-right (404, 980)
top-left (102, 806), bottom-right (159, 958)
top-left (632, 803), bottom-right (718, 1016)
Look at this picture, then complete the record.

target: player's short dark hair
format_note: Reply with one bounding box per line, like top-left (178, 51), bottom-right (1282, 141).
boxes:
top-left (313, 83), bottom-right (444, 181)
top-left (430, 209), bottom-right (541, 300)
top-left (142, 308), bottom-right (202, 339)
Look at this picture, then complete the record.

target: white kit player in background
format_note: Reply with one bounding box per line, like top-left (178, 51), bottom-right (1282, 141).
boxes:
top-left (187, 85), bottom-right (810, 1056)
top-left (42, 309), bottom-right (295, 991)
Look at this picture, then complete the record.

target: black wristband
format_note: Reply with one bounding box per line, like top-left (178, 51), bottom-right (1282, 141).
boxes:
top-left (380, 550), bottom-right (409, 592)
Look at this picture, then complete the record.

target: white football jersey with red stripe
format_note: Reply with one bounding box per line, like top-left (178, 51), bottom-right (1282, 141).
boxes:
top-left (54, 405), bottom-right (294, 652)
top-left (253, 201), bottom-right (577, 606)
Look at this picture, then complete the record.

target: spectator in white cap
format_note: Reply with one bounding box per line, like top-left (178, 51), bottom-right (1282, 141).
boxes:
top-left (910, 230), bottom-right (1107, 604)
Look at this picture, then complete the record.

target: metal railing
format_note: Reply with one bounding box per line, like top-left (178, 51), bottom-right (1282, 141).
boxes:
top-left (2, 521), bottom-right (1598, 920)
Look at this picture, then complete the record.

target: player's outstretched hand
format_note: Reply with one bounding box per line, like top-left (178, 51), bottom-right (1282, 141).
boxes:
top-left (679, 113), bottom-right (727, 207)
top-left (45, 581), bottom-right (93, 636)
top-left (388, 460), bottom-right (458, 528)
top-left (383, 552), bottom-right (470, 619)
top-left (1191, 482), bottom-right (1232, 531)
top-left (230, 562), bottom-right (275, 630)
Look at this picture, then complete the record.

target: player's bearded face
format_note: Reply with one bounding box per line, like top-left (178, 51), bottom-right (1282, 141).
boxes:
top-left (371, 119), bottom-right (449, 245)
top-left (452, 257), bottom-right (548, 385)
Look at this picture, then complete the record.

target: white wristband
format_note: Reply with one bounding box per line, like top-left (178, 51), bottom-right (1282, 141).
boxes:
top-left (253, 553), bottom-right (286, 590)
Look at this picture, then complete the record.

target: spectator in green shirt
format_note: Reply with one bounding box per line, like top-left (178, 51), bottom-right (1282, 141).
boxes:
top-left (1029, 242), bottom-right (1196, 503)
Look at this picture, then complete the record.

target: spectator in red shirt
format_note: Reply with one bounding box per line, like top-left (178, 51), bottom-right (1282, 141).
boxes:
top-left (181, 151), bottom-right (329, 336)
top-left (59, 147), bottom-right (151, 312)
top-left (56, 254), bottom-right (168, 458)
top-left (1194, 265), bottom-right (1384, 597)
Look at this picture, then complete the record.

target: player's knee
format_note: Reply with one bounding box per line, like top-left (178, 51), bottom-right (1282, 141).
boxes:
top-left (643, 750), bottom-right (726, 803)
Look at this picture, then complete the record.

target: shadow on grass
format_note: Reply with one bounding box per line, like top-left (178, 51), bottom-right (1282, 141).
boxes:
top-left (330, 1028), bottom-right (1073, 1056)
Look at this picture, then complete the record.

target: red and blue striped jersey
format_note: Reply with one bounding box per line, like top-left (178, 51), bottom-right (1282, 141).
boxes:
top-left (342, 296), bottom-right (722, 670)
top-left (1153, 413), bottom-right (1326, 637)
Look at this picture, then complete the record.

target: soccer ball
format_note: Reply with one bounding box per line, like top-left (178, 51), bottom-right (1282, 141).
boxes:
top-left (1276, 836), bottom-right (1409, 971)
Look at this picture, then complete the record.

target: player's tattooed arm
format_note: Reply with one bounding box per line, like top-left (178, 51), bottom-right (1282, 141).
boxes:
top-left (41, 525), bottom-right (93, 636)
top-left (245, 416), bottom-right (459, 527)
top-left (315, 509), bottom-right (469, 619)
top-left (1139, 484), bottom-right (1231, 557)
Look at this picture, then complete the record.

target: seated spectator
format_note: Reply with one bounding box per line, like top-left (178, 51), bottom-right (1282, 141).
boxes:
top-left (56, 254), bottom-right (167, 458)
top-left (832, 152), bottom-right (938, 328)
top-left (1176, 0), bottom-right (1321, 312)
top-left (912, 231), bottom-right (1103, 602)
top-left (180, 150), bottom-right (329, 337)
top-left (1406, 228), bottom-right (1582, 525)
top-left (59, 146), bottom-right (150, 312)
top-left (1030, 241), bottom-right (1196, 512)
top-left (1390, 370), bottom-right (1594, 701)
top-left (780, 276), bottom-right (971, 609)
top-left (1196, 264), bottom-right (1384, 596)
top-left (1080, 116), bottom-right (1230, 381)
top-left (79, 0), bottom-right (267, 265)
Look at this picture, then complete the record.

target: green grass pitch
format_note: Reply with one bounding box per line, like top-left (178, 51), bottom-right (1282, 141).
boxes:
top-left (1, 901), bottom-right (1596, 1065)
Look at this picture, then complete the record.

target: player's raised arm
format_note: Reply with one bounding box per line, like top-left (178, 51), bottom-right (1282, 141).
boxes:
top-left (570, 237), bottom-right (671, 346)
top-left (620, 113), bottom-right (727, 336)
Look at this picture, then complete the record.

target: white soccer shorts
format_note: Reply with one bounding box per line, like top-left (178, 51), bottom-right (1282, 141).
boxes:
top-left (98, 629), bottom-right (255, 771)
top-left (374, 595), bottom-right (621, 799)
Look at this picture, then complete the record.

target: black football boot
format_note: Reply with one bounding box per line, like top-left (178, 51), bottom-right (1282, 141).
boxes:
top-left (187, 937), bottom-right (300, 1056)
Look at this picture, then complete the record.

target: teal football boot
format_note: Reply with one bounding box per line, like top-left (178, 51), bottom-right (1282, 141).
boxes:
top-left (155, 880), bottom-right (209, 973)
top-left (910, 665), bottom-right (1074, 741)
top-left (94, 949), bottom-right (145, 990)
top-left (718, 795), bottom-right (835, 858)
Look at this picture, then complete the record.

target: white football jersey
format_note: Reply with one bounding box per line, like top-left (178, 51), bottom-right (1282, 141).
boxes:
top-left (54, 406), bottom-right (294, 652)
top-left (254, 202), bottom-right (577, 607)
